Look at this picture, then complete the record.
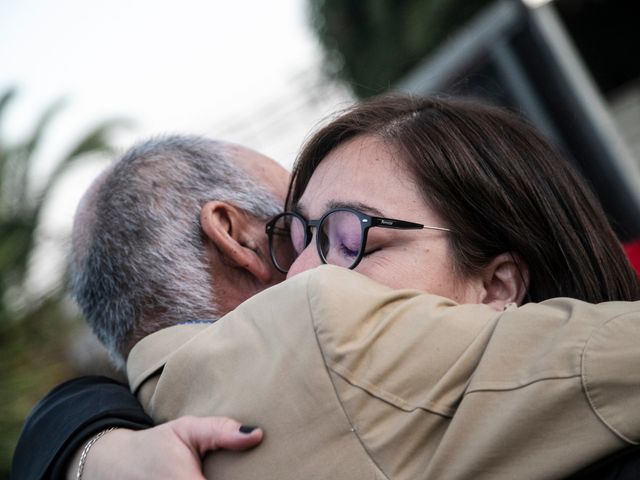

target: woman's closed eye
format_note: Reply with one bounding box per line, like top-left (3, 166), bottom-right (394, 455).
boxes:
top-left (324, 227), bottom-right (361, 262)
top-left (334, 230), bottom-right (361, 257)
top-left (337, 242), bottom-right (359, 258)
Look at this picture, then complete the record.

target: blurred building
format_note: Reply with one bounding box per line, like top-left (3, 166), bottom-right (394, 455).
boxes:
top-left (397, 0), bottom-right (640, 240)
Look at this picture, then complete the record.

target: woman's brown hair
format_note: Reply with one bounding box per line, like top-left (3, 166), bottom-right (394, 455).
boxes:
top-left (288, 95), bottom-right (640, 303)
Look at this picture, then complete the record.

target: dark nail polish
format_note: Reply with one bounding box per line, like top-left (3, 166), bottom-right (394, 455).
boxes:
top-left (239, 425), bottom-right (257, 434)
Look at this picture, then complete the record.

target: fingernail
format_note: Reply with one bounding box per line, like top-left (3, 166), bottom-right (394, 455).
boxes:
top-left (239, 425), bottom-right (257, 434)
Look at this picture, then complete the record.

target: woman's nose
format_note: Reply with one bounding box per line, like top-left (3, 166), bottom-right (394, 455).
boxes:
top-left (286, 243), bottom-right (323, 278)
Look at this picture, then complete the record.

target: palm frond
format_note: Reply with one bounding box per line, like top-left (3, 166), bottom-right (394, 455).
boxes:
top-left (0, 219), bottom-right (35, 287)
top-left (0, 88), bottom-right (18, 195)
top-left (38, 117), bottom-right (130, 204)
top-left (0, 92), bottom-right (66, 213)
top-left (0, 88), bottom-right (17, 135)
top-left (21, 97), bottom-right (67, 166)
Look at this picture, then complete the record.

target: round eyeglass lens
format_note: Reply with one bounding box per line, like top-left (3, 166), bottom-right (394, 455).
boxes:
top-left (270, 213), bottom-right (305, 272)
top-left (320, 210), bottom-right (363, 268)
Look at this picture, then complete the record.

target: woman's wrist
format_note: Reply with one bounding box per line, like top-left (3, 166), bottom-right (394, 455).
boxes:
top-left (66, 428), bottom-right (128, 480)
top-left (75, 427), bottom-right (119, 479)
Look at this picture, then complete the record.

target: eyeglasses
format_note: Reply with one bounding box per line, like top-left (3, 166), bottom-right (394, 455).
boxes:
top-left (265, 207), bottom-right (454, 273)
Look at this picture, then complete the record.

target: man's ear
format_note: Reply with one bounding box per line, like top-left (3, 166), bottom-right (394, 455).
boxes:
top-left (480, 253), bottom-right (529, 310)
top-left (200, 201), bottom-right (273, 283)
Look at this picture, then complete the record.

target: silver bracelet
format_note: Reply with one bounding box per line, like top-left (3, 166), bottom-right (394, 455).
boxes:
top-left (76, 427), bottom-right (118, 480)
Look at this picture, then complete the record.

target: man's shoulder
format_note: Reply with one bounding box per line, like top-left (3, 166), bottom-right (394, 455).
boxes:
top-left (127, 323), bottom-right (209, 393)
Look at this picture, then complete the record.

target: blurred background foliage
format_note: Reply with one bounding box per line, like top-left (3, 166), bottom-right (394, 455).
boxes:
top-left (309, 0), bottom-right (492, 97)
top-left (0, 87), bottom-right (126, 476)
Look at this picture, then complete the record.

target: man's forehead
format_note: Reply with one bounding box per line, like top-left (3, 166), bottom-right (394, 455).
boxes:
top-left (228, 144), bottom-right (290, 202)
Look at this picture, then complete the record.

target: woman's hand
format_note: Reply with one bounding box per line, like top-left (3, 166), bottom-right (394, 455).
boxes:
top-left (68, 416), bottom-right (263, 480)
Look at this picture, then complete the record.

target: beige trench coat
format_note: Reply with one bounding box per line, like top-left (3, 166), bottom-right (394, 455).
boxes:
top-left (128, 266), bottom-right (640, 479)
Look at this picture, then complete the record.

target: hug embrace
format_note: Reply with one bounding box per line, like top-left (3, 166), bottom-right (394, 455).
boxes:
top-left (12, 95), bottom-right (640, 480)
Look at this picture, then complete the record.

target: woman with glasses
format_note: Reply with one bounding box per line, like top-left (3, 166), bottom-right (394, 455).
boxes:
top-left (16, 96), bottom-right (640, 479)
top-left (276, 95), bottom-right (637, 304)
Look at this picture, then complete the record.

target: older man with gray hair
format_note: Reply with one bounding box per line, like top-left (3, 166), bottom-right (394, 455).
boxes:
top-left (72, 135), bottom-right (288, 367)
top-left (11, 135), bottom-right (289, 480)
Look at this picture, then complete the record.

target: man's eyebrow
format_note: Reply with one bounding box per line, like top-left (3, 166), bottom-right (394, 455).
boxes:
top-left (293, 200), bottom-right (386, 219)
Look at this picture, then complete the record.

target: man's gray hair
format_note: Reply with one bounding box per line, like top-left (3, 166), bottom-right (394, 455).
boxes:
top-left (71, 135), bottom-right (282, 368)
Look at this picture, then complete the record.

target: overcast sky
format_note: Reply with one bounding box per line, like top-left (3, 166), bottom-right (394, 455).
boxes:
top-left (0, 0), bottom-right (354, 294)
top-left (0, 0), bottom-right (336, 160)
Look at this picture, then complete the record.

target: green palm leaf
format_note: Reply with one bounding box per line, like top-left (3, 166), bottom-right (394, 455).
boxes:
top-left (37, 117), bottom-right (131, 207)
top-left (0, 87), bottom-right (128, 305)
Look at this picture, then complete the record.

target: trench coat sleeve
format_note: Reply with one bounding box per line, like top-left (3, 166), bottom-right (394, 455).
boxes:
top-left (10, 376), bottom-right (153, 480)
top-left (129, 266), bottom-right (501, 480)
top-left (130, 266), bottom-right (640, 480)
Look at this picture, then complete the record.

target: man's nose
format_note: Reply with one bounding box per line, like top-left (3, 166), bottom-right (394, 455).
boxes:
top-left (286, 242), bottom-right (323, 278)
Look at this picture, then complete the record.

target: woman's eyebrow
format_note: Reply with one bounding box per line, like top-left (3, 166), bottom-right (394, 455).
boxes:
top-left (293, 200), bottom-right (386, 219)
top-left (326, 201), bottom-right (385, 218)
